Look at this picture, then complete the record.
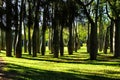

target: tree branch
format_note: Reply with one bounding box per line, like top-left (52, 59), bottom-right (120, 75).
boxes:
top-left (85, 0), bottom-right (94, 6)
top-left (75, 0), bottom-right (94, 24)
top-left (105, 3), bottom-right (114, 21)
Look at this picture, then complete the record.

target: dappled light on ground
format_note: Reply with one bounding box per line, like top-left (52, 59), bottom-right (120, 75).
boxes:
top-left (0, 47), bottom-right (120, 80)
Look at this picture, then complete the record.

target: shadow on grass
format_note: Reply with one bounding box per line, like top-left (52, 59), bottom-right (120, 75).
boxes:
top-left (2, 63), bottom-right (119, 80)
top-left (21, 54), bottom-right (120, 67)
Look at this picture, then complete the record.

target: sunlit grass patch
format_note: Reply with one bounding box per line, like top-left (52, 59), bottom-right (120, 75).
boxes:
top-left (0, 46), bottom-right (120, 80)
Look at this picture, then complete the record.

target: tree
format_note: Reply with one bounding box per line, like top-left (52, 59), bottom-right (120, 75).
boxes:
top-left (15, 0), bottom-right (24, 58)
top-left (32, 0), bottom-right (40, 57)
top-left (107, 0), bottom-right (120, 57)
top-left (41, 1), bottom-right (48, 56)
top-left (6, 0), bottom-right (13, 57)
top-left (76, 0), bottom-right (99, 60)
top-left (28, 0), bottom-right (33, 55)
top-left (67, 0), bottom-right (78, 55)
top-left (52, 1), bottom-right (60, 58)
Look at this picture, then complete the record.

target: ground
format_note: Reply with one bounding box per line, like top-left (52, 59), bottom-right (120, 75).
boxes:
top-left (0, 57), bottom-right (8, 80)
top-left (0, 47), bottom-right (120, 80)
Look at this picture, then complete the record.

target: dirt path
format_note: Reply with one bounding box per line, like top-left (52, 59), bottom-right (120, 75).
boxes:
top-left (0, 57), bottom-right (11, 80)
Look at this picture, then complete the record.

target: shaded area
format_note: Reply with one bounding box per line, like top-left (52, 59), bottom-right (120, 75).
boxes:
top-left (21, 53), bottom-right (120, 67)
top-left (1, 63), bottom-right (119, 80)
top-left (0, 57), bottom-right (11, 80)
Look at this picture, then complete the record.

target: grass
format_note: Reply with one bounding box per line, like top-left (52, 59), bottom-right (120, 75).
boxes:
top-left (0, 46), bottom-right (120, 80)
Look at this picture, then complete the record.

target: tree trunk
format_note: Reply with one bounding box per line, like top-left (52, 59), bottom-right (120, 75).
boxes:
top-left (60, 26), bottom-right (64, 56)
top-left (103, 27), bottom-right (109, 54)
top-left (114, 18), bottom-right (120, 57)
top-left (0, 29), bottom-right (1, 52)
top-left (98, 7), bottom-right (104, 52)
top-left (15, 0), bottom-right (24, 58)
top-left (53, 27), bottom-right (59, 58)
top-left (6, 0), bottom-right (12, 57)
top-left (41, 31), bottom-right (46, 55)
top-left (41, 5), bottom-right (47, 56)
top-left (90, 23), bottom-right (98, 60)
top-left (74, 22), bottom-right (79, 52)
top-left (32, 0), bottom-right (40, 57)
top-left (36, 28), bottom-right (40, 53)
top-left (6, 30), bottom-right (12, 57)
top-left (24, 23), bottom-right (27, 53)
top-left (32, 29), bottom-right (37, 57)
top-left (68, 24), bottom-right (73, 55)
top-left (89, 0), bottom-right (99, 60)
top-left (87, 23), bottom-right (90, 53)
top-left (1, 30), bottom-right (5, 50)
top-left (110, 21), bottom-right (114, 53)
top-left (14, 0), bottom-right (18, 55)
top-left (28, 0), bottom-right (32, 55)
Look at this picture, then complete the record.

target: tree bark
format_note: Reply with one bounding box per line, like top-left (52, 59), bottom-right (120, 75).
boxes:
top-left (53, 27), bottom-right (59, 58)
top-left (114, 18), bottom-right (120, 57)
top-left (32, 0), bottom-right (40, 57)
top-left (60, 26), bottom-right (64, 56)
top-left (103, 27), bottom-right (109, 54)
top-left (6, 0), bottom-right (12, 57)
top-left (68, 24), bottom-right (73, 55)
top-left (15, 0), bottom-right (24, 58)
top-left (28, 0), bottom-right (32, 55)
top-left (110, 21), bottom-right (114, 53)
top-left (1, 30), bottom-right (5, 50)
top-left (41, 5), bottom-right (47, 56)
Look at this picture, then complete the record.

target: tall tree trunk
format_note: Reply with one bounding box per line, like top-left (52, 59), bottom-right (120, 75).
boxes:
top-left (24, 23), bottom-right (27, 53)
top-left (89, 0), bottom-right (99, 60)
top-left (1, 30), bottom-right (5, 50)
top-left (6, 30), bottom-right (12, 57)
top-left (53, 27), bottom-right (59, 58)
top-left (60, 26), bottom-right (64, 56)
top-left (90, 23), bottom-right (98, 60)
top-left (15, 0), bottom-right (24, 58)
top-left (0, 29), bottom-right (1, 51)
top-left (76, 0), bottom-right (98, 60)
top-left (41, 30), bottom-right (46, 55)
top-left (98, 6), bottom-right (104, 52)
top-left (41, 5), bottom-right (47, 56)
top-left (74, 22), bottom-right (79, 52)
top-left (68, 23), bottom-right (73, 55)
top-left (32, 0), bottom-right (40, 57)
top-left (14, 0), bottom-right (18, 55)
top-left (110, 21), bottom-right (114, 53)
top-left (103, 27), bottom-right (109, 54)
top-left (87, 23), bottom-right (90, 53)
top-left (114, 18), bottom-right (120, 57)
top-left (6, 0), bottom-right (12, 57)
top-left (28, 0), bottom-right (32, 55)
top-left (37, 28), bottom-right (40, 53)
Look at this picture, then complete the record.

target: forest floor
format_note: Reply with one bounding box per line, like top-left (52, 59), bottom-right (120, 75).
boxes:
top-left (0, 47), bottom-right (120, 80)
top-left (0, 57), bottom-right (9, 80)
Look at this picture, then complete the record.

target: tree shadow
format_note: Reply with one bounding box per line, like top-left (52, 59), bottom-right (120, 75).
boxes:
top-left (21, 54), bottom-right (120, 67)
top-left (2, 63), bottom-right (119, 80)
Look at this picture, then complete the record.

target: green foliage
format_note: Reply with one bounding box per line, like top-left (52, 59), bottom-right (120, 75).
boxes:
top-left (78, 24), bottom-right (87, 42)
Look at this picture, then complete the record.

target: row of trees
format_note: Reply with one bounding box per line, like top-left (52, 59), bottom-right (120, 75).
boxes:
top-left (0, 0), bottom-right (120, 60)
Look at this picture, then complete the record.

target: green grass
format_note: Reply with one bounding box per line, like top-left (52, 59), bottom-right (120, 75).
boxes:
top-left (0, 46), bottom-right (120, 80)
